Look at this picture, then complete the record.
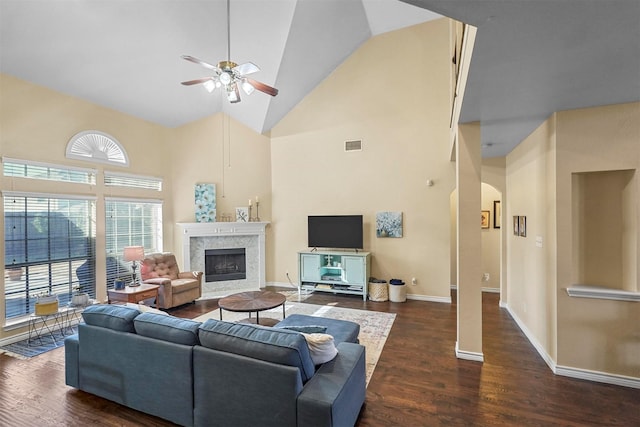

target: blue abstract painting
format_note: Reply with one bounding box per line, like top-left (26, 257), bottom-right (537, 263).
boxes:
top-left (376, 211), bottom-right (403, 238)
top-left (195, 183), bottom-right (216, 222)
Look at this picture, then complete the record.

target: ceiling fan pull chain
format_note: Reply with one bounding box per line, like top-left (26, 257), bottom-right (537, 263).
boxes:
top-left (226, 0), bottom-right (231, 61)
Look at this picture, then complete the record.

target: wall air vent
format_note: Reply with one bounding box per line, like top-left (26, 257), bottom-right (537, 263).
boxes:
top-left (344, 140), bottom-right (362, 152)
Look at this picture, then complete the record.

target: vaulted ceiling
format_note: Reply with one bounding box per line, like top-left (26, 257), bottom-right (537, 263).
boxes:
top-left (0, 0), bottom-right (440, 134)
top-left (2, 1), bottom-right (638, 157)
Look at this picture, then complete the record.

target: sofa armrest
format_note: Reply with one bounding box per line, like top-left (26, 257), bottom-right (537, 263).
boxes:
top-left (178, 271), bottom-right (203, 280)
top-left (142, 277), bottom-right (173, 307)
top-left (64, 334), bottom-right (80, 387)
top-left (142, 277), bottom-right (171, 286)
top-left (297, 342), bottom-right (366, 427)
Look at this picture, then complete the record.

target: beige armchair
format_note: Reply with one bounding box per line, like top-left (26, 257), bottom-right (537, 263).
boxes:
top-left (140, 252), bottom-right (203, 309)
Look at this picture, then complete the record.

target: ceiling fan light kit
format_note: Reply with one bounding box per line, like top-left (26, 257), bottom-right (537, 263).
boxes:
top-left (180, 0), bottom-right (278, 103)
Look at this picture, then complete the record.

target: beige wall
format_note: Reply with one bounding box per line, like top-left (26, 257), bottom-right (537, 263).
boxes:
top-left (456, 122), bottom-right (483, 355)
top-left (269, 19), bottom-right (454, 298)
top-left (506, 113), bottom-right (558, 362)
top-left (507, 101), bottom-right (640, 378)
top-left (449, 180), bottom-right (503, 291)
top-left (0, 74), bottom-right (172, 338)
top-left (555, 102), bottom-right (639, 377)
top-left (168, 113), bottom-right (272, 269)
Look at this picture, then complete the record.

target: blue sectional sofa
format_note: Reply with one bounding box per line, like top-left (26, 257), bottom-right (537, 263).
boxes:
top-left (65, 305), bottom-right (366, 427)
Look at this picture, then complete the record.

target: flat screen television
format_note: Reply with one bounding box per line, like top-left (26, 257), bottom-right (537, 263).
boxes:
top-left (308, 215), bottom-right (363, 250)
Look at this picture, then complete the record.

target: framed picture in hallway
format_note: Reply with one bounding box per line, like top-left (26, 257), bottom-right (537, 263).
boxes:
top-left (519, 215), bottom-right (527, 237)
top-left (481, 210), bottom-right (490, 229)
top-left (493, 200), bottom-right (501, 228)
top-left (513, 216), bottom-right (519, 235)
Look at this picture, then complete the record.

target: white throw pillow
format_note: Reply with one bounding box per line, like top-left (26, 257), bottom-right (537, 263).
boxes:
top-left (301, 333), bottom-right (338, 364)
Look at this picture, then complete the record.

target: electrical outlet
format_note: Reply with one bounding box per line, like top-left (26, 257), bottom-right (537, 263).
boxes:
top-left (482, 273), bottom-right (490, 282)
top-left (411, 277), bottom-right (417, 285)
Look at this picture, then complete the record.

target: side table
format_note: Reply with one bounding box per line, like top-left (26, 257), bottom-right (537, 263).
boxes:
top-left (107, 284), bottom-right (160, 306)
top-left (28, 303), bottom-right (94, 346)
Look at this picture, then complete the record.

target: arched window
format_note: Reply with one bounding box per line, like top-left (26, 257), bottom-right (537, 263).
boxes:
top-left (65, 131), bottom-right (129, 166)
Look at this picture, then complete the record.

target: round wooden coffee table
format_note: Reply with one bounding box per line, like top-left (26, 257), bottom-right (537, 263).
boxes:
top-left (218, 291), bottom-right (286, 326)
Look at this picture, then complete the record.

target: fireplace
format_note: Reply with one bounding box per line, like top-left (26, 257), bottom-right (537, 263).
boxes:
top-left (205, 248), bottom-right (246, 282)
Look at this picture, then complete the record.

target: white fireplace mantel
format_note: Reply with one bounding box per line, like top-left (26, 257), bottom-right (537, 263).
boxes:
top-left (176, 222), bottom-right (269, 291)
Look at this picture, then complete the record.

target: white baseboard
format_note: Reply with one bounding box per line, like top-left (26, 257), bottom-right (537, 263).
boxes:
top-left (0, 330), bottom-right (30, 346)
top-left (502, 303), bottom-right (557, 371)
top-left (503, 302), bottom-right (640, 389)
top-left (407, 294), bottom-right (452, 303)
top-left (455, 341), bottom-right (484, 362)
top-left (482, 287), bottom-right (500, 293)
top-left (266, 281), bottom-right (296, 289)
top-left (555, 365), bottom-right (640, 389)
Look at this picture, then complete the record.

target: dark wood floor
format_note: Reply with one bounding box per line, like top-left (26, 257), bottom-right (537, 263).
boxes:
top-left (1, 288), bottom-right (637, 426)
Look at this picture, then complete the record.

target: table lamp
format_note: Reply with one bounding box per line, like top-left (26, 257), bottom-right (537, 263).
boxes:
top-left (123, 246), bottom-right (145, 287)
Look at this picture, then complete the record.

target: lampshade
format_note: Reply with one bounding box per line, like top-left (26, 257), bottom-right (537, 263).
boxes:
top-left (123, 246), bottom-right (145, 262)
top-left (241, 79), bottom-right (255, 95)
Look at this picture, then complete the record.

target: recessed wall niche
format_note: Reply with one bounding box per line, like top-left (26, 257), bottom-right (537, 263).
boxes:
top-left (571, 169), bottom-right (637, 292)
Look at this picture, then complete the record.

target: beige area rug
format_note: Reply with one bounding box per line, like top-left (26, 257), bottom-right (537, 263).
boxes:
top-left (194, 300), bottom-right (396, 385)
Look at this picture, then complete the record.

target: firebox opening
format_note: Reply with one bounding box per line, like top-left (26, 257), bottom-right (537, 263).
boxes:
top-left (204, 248), bottom-right (246, 282)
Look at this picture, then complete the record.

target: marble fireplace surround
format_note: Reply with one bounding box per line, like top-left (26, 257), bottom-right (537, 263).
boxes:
top-left (176, 222), bottom-right (268, 297)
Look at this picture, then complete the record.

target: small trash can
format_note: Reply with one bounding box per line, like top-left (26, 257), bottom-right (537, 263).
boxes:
top-left (388, 279), bottom-right (406, 302)
top-left (368, 278), bottom-right (388, 302)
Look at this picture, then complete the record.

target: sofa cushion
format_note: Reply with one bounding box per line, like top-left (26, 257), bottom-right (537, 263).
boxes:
top-left (275, 314), bottom-right (360, 344)
top-left (198, 319), bottom-right (316, 382)
top-left (277, 325), bottom-right (327, 334)
top-left (171, 278), bottom-right (201, 293)
top-left (142, 253), bottom-right (179, 280)
top-left (134, 312), bottom-right (201, 346)
top-left (81, 304), bottom-right (140, 332)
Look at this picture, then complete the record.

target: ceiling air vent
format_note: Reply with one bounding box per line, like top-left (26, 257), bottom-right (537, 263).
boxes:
top-left (344, 140), bottom-right (362, 152)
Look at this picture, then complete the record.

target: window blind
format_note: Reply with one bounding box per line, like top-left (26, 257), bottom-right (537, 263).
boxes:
top-left (3, 194), bottom-right (96, 319)
top-left (3, 157), bottom-right (96, 185)
top-left (104, 172), bottom-right (162, 191)
top-left (105, 199), bottom-right (163, 287)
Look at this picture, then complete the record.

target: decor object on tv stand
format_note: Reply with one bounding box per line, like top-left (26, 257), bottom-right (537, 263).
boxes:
top-left (298, 250), bottom-right (371, 301)
top-left (123, 246), bottom-right (145, 287)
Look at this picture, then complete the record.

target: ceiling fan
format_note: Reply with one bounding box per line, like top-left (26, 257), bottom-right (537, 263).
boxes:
top-left (181, 0), bottom-right (278, 103)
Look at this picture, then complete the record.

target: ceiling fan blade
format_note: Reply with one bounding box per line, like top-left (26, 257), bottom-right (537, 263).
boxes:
top-left (181, 77), bottom-right (213, 86)
top-left (246, 78), bottom-right (278, 97)
top-left (181, 55), bottom-right (220, 71)
top-left (233, 62), bottom-right (260, 75)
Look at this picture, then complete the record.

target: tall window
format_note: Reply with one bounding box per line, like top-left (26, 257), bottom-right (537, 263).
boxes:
top-left (105, 198), bottom-right (163, 287)
top-left (4, 194), bottom-right (96, 319)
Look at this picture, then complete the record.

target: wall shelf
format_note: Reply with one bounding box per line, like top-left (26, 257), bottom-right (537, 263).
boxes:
top-left (566, 285), bottom-right (640, 302)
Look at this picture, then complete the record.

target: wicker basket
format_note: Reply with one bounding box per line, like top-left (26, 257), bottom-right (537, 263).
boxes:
top-left (368, 281), bottom-right (388, 302)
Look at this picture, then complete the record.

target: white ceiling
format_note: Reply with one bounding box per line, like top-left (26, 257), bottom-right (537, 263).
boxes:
top-left (0, 0), bottom-right (440, 134)
top-left (2, 1), bottom-right (638, 157)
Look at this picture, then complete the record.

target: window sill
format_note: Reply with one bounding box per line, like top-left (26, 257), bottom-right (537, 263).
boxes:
top-left (566, 285), bottom-right (640, 302)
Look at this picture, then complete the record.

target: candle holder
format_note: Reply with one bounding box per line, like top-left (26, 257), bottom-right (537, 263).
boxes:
top-left (255, 201), bottom-right (260, 222)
